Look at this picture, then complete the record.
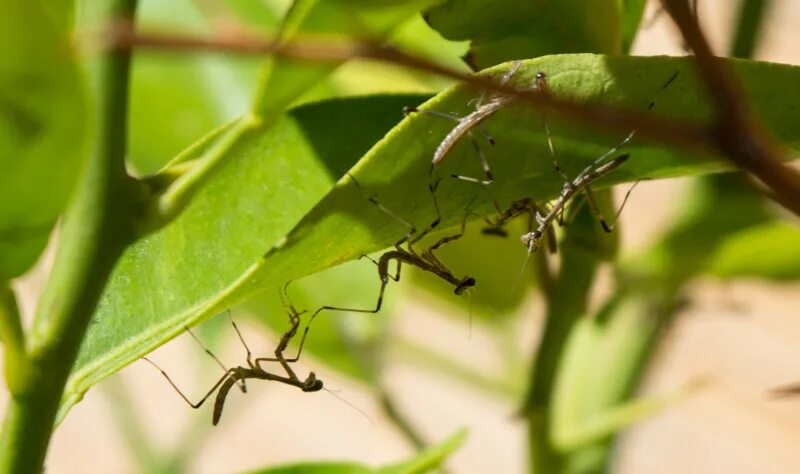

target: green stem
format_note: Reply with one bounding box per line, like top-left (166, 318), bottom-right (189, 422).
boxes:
top-left (0, 284), bottom-right (27, 392)
top-left (524, 202), bottom-right (610, 473)
top-left (731, 0), bottom-right (770, 59)
top-left (394, 338), bottom-right (519, 399)
top-left (0, 1), bottom-right (139, 471)
top-left (379, 387), bottom-right (427, 451)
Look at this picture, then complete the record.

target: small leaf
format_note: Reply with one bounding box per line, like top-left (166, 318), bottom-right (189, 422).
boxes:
top-left (378, 428), bottom-right (467, 473)
top-left (245, 429), bottom-right (466, 474)
top-left (707, 221), bottom-right (800, 281)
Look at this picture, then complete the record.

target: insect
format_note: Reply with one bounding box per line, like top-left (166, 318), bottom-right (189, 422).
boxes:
top-left (144, 287), bottom-right (322, 425)
top-left (287, 174), bottom-right (476, 351)
top-left (515, 69), bottom-right (680, 252)
top-left (480, 196), bottom-right (559, 254)
top-left (405, 61), bottom-right (526, 186)
top-left (519, 154), bottom-right (633, 252)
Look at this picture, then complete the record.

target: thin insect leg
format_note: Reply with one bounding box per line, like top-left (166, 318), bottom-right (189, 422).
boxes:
top-left (405, 107), bottom-right (495, 145)
top-left (360, 255), bottom-right (400, 282)
top-left (408, 179), bottom-right (443, 251)
top-left (543, 115), bottom-right (570, 183)
top-left (223, 311), bottom-right (251, 365)
top-left (564, 193), bottom-right (588, 226)
top-left (144, 357), bottom-right (237, 409)
top-left (281, 273), bottom-right (392, 366)
top-left (279, 281), bottom-right (294, 311)
top-left (533, 72), bottom-right (570, 183)
top-left (448, 136), bottom-right (494, 185)
top-left (501, 61), bottom-right (523, 84)
top-left (360, 254), bottom-right (380, 267)
top-left (532, 201), bottom-right (558, 254)
top-left (585, 70), bottom-right (680, 171)
top-left (349, 173), bottom-right (417, 248)
top-left (388, 258), bottom-right (402, 282)
top-left (582, 187), bottom-right (612, 232)
top-left (186, 324), bottom-right (247, 392)
top-left (474, 60), bottom-right (522, 108)
top-left (255, 315), bottom-right (303, 381)
top-left (602, 180), bottom-right (641, 232)
top-left (255, 284), bottom-right (308, 368)
top-left (427, 208), bottom-right (471, 256)
top-left (481, 185), bottom-right (505, 215)
top-left (223, 313), bottom-right (253, 392)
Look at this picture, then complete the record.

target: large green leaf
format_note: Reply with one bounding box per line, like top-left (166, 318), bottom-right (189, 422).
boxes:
top-left (424, 0), bottom-right (622, 69)
top-left (248, 429), bottom-right (466, 474)
top-left (61, 55), bottom-right (800, 417)
top-left (0, 0), bottom-right (86, 279)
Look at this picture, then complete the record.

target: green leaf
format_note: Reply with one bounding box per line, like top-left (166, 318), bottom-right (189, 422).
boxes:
top-left (128, 0), bottom-right (263, 174)
top-left (378, 428), bottom-right (467, 473)
top-left (621, 0), bottom-right (648, 53)
top-left (707, 221), bottom-right (800, 281)
top-left (246, 429), bottom-right (466, 474)
top-left (424, 0), bottom-right (622, 69)
top-left (62, 55), bottom-right (800, 416)
top-left (253, 0), bottom-right (435, 118)
top-left (623, 173), bottom-right (774, 289)
top-left (0, 0), bottom-right (87, 279)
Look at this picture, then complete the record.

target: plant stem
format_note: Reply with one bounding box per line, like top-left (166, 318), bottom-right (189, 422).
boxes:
top-left (731, 0), bottom-right (770, 59)
top-left (0, 284), bottom-right (27, 392)
top-left (379, 387), bottom-right (427, 451)
top-left (0, 1), bottom-right (139, 471)
top-left (524, 206), bottom-right (606, 473)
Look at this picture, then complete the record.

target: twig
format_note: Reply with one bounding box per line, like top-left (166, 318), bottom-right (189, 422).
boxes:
top-left (661, 0), bottom-right (800, 215)
top-left (94, 20), bottom-right (711, 153)
top-left (96, 16), bottom-right (800, 215)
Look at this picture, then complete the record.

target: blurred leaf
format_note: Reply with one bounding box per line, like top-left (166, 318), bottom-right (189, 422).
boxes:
top-left (424, 0), bottom-right (622, 69)
top-left (707, 221), bottom-right (800, 281)
top-left (379, 428), bottom-right (467, 474)
top-left (247, 429), bottom-right (466, 474)
top-left (253, 0), bottom-right (436, 118)
top-left (128, 0), bottom-right (262, 174)
top-left (61, 56), bottom-right (800, 417)
top-left (621, 0), bottom-right (648, 53)
top-left (623, 173), bottom-right (774, 289)
top-left (216, 0), bottom-right (283, 31)
top-left (0, 0), bottom-right (87, 278)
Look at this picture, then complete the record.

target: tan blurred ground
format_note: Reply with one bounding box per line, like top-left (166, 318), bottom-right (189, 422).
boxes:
top-left (3, 1), bottom-right (800, 473)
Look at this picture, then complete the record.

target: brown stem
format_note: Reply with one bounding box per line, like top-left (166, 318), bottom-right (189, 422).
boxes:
top-left (661, 0), bottom-right (800, 215)
top-left (94, 17), bottom-right (800, 217)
